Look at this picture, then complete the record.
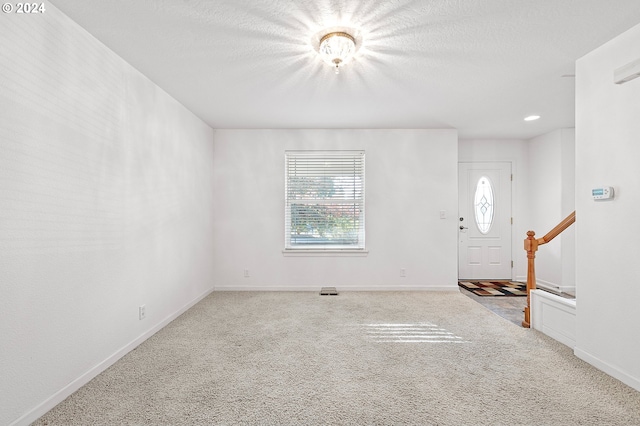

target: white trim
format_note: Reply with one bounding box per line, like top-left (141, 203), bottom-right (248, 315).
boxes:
top-left (574, 348), bottom-right (640, 392)
top-left (282, 249), bottom-right (369, 257)
top-left (214, 285), bottom-right (458, 292)
top-left (284, 150), bottom-right (365, 251)
top-left (457, 161), bottom-right (514, 281)
top-left (11, 287), bottom-right (215, 426)
top-left (513, 277), bottom-right (575, 295)
top-left (530, 289), bottom-right (576, 348)
top-left (558, 285), bottom-right (576, 294)
top-left (535, 279), bottom-right (576, 296)
top-left (535, 278), bottom-right (560, 290)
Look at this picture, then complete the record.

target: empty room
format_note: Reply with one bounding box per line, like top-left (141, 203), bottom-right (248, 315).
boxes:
top-left (2, 1), bottom-right (640, 425)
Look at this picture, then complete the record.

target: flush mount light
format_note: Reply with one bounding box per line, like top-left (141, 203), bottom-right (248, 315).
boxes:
top-left (319, 31), bottom-right (356, 74)
top-left (524, 115), bottom-right (541, 121)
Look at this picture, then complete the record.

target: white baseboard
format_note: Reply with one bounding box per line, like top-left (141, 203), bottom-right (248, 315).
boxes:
top-left (532, 279), bottom-right (575, 295)
top-left (536, 278), bottom-right (559, 290)
top-left (12, 287), bottom-right (215, 426)
top-left (214, 285), bottom-right (458, 292)
top-left (574, 347), bottom-right (640, 393)
top-left (513, 276), bottom-right (574, 295)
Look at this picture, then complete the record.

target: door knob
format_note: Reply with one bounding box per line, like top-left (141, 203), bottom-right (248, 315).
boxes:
top-left (460, 226), bottom-right (468, 230)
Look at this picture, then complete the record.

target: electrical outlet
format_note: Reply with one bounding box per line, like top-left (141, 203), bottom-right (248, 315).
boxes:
top-left (400, 268), bottom-right (406, 277)
top-left (244, 269), bottom-right (250, 278)
top-left (139, 305), bottom-right (146, 320)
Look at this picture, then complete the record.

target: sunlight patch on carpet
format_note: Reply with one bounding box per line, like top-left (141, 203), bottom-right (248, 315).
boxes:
top-left (360, 323), bottom-right (470, 343)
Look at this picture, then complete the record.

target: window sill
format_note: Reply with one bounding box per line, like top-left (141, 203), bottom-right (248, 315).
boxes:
top-left (282, 249), bottom-right (369, 257)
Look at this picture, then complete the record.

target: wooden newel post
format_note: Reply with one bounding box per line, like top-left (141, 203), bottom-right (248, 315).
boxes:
top-left (522, 231), bottom-right (538, 328)
top-left (520, 212), bottom-right (574, 328)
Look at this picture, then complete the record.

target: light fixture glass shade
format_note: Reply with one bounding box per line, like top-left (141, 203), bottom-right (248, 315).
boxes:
top-left (319, 32), bottom-right (356, 74)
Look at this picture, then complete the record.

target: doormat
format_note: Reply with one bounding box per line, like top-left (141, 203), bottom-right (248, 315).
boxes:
top-left (458, 281), bottom-right (527, 296)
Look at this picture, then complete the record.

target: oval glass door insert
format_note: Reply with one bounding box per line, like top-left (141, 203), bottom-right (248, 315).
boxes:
top-left (474, 176), bottom-right (494, 234)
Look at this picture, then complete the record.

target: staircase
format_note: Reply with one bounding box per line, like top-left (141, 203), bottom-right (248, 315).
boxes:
top-left (522, 211), bottom-right (577, 347)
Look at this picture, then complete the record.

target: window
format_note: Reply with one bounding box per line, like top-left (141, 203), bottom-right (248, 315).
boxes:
top-left (285, 151), bottom-right (365, 250)
top-left (473, 175), bottom-right (494, 234)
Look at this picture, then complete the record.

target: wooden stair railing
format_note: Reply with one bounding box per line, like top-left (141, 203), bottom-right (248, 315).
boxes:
top-left (522, 210), bottom-right (576, 328)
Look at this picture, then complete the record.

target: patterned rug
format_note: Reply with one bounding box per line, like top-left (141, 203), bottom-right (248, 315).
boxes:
top-left (458, 281), bottom-right (527, 296)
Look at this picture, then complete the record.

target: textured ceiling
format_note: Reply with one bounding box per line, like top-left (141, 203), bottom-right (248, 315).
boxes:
top-left (50, 0), bottom-right (640, 139)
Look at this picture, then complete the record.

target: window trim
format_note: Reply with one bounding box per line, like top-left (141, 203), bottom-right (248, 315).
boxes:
top-left (284, 150), bottom-right (365, 253)
top-left (282, 249), bottom-right (369, 257)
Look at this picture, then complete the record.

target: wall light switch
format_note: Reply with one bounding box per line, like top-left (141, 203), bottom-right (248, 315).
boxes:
top-left (439, 210), bottom-right (446, 219)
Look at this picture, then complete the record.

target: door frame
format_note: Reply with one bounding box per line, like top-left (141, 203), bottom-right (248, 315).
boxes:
top-left (458, 161), bottom-right (514, 281)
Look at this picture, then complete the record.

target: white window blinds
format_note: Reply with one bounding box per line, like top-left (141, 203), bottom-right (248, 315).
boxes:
top-left (285, 151), bottom-right (365, 250)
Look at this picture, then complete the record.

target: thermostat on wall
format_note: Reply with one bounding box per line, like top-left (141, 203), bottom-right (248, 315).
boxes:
top-left (592, 186), bottom-right (614, 200)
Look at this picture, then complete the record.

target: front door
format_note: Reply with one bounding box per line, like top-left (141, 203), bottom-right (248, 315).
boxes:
top-left (458, 162), bottom-right (512, 280)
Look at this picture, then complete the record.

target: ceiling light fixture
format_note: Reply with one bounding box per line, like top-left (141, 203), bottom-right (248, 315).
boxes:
top-left (524, 115), bottom-right (541, 121)
top-left (319, 31), bottom-right (356, 74)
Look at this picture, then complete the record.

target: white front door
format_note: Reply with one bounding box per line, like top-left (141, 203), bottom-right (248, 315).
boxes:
top-left (458, 162), bottom-right (512, 280)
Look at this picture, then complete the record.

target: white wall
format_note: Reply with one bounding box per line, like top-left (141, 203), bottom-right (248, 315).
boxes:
top-left (212, 129), bottom-right (458, 291)
top-left (458, 139), bottom-right (529, 281)
top-left (0, 6), bottom-right (215, 425)
top-left (527, 129), bottom-right (576, 292)
top-left (574, 22), bottom-right (640, 391)
top-left (560, 129), bottom-right (576, 290)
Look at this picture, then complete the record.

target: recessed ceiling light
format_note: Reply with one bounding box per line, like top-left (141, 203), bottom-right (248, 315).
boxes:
top-left (524, 115), bottom-right (540, 121)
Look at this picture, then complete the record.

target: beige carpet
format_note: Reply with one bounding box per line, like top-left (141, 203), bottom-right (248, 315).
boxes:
top-left (34, 291), bottom-right (640, 425)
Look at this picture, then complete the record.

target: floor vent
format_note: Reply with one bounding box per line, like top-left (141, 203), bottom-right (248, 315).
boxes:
top-left (319, 287), bottom-right (338, 296)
